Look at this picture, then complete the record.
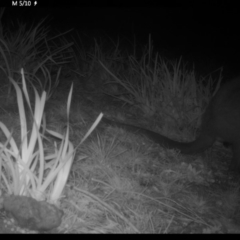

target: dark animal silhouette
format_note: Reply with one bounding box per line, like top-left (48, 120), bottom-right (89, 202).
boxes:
top-left (101, 78), bottom-right (240, 171)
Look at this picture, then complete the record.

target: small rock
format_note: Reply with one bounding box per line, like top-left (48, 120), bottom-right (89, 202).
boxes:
top-left (3, 195), bottom-right (63, 232)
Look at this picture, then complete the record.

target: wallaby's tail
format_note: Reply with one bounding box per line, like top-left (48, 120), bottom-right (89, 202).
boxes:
top-left (101, 117), bottom-right (215, 154)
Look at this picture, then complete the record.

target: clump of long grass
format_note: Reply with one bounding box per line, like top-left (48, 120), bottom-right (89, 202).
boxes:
top-left (0, 69), bottom-right (103, 205)
top-left (99, 35), bottom-right (222, 136)
top-left (0, 8), bottom-right (73, 98)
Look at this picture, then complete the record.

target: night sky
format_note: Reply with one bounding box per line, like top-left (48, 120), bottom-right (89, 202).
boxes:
top-left (2, 6), bottom-right (240, 79)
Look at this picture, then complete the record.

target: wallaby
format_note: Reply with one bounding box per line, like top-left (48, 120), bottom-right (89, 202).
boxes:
top-left (101, 78), bottom-right (240, 171)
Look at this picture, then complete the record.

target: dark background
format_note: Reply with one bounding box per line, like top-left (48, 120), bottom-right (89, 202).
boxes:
top-left (2, 6), bottom-right (239, 79)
